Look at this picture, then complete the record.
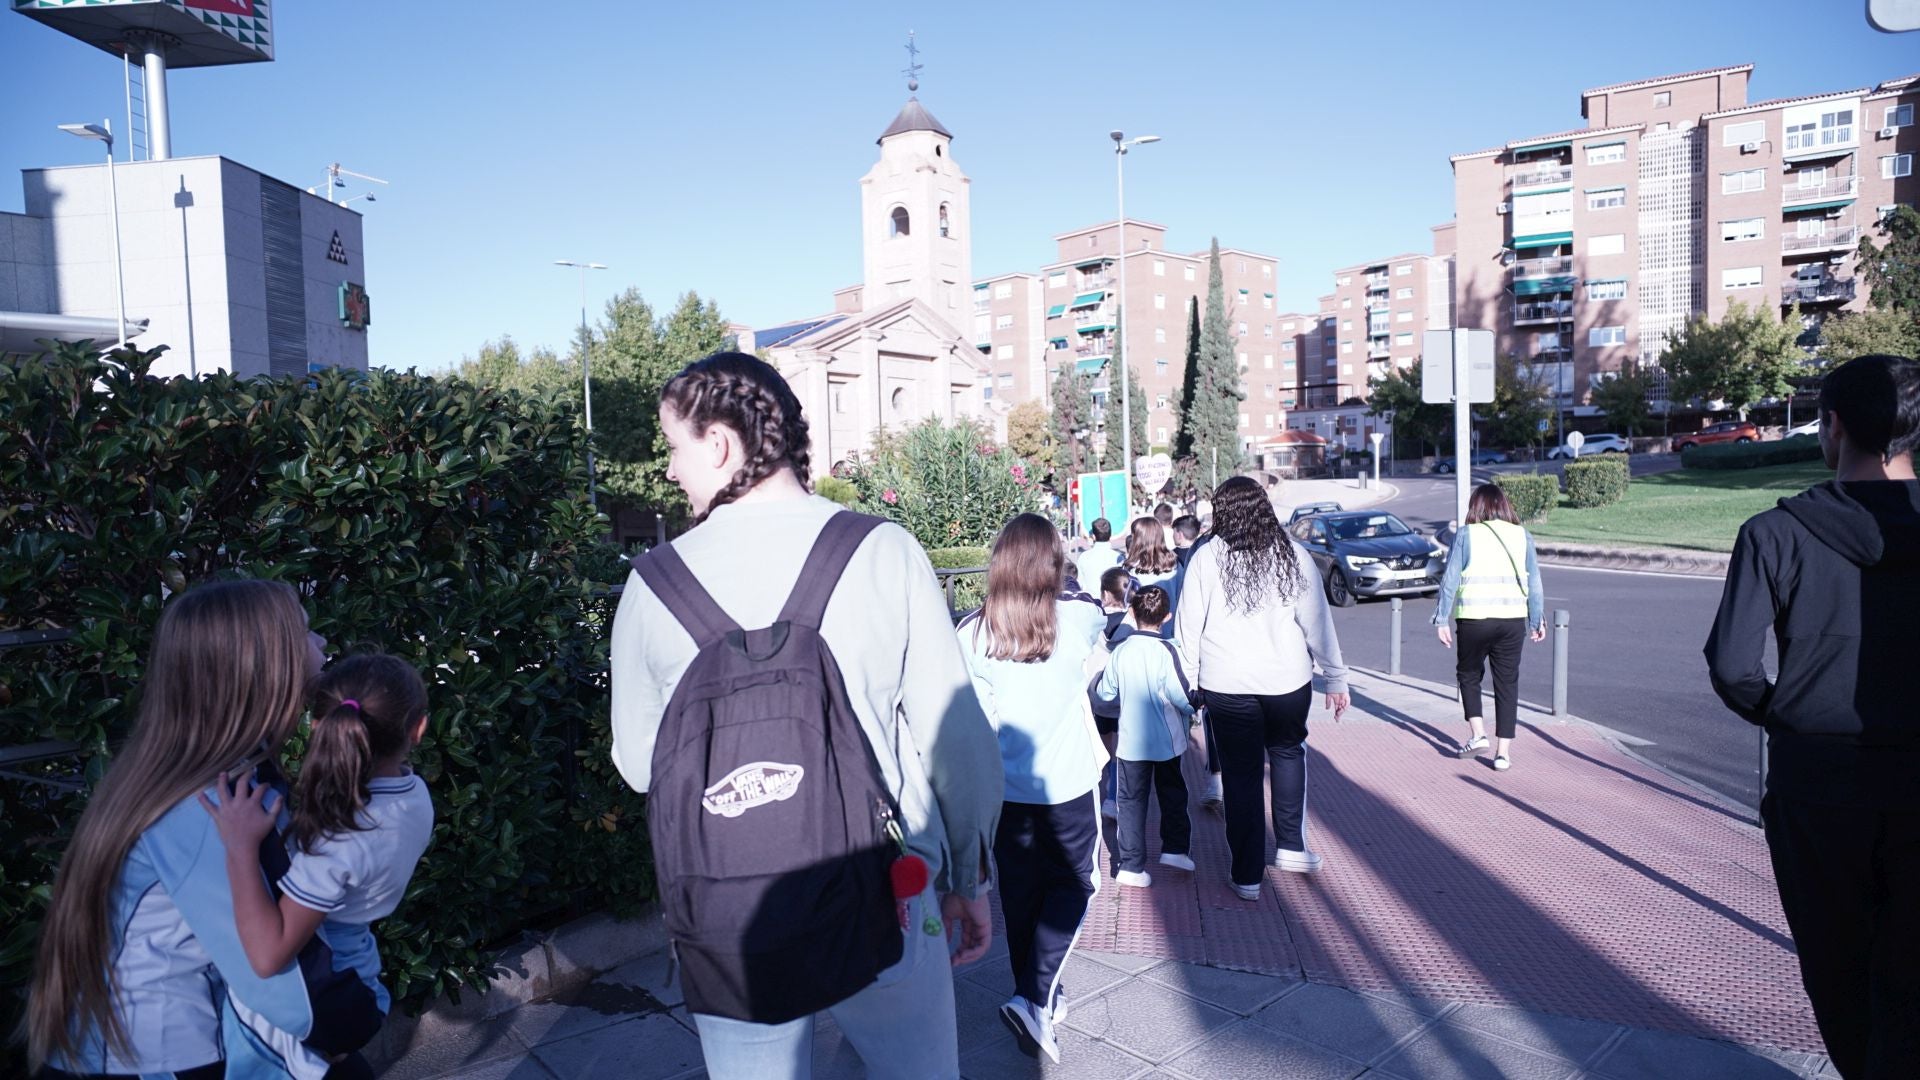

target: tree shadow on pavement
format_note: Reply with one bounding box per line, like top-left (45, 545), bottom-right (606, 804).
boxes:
top-left (1521, 721), bottom-right (1755, 826)
top-left (1350, 688), bottom-right (1468, 758)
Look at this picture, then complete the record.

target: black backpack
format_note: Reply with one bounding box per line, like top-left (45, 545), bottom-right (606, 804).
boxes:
top-left (631, 511), bottom-right (905, 1024)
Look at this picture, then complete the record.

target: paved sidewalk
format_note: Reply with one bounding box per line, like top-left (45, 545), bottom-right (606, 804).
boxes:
top-left (375, 669), bottom-right (1830, 1079)
top-left (1270, 476), bottom-right (1400, 517)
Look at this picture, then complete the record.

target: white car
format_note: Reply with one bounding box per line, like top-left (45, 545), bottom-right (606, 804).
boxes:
top-left (1546, 433), bottom-right (1629, 459)
top-left (1784, 419), bottom-right (1820, 438)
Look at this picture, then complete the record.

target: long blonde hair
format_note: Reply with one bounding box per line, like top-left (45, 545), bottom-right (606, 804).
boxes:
top-left (26, 579), bottom-right (314, 1069)
top-left (975, 514), bottom-right (1065, 662)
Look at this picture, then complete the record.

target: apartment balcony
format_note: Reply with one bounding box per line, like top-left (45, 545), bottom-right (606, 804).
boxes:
top-left (1508, 164), bottom-right (1573, 190)
top-left (1533, 346), bottom-right (1573, 364)
top-left (1781, 277), bottom-right (1856, 305)
top-left (1514, 299), bottom-right (1574, 325)
top-left (1781, 175), bottom-right (1859, 209)
top-left (1365, 274), bottom-right (1390, 291)
top-left (1511, 255), bottom-right (1574, 282)
top-left (1367, 343), bottom-right (1392, 360)
top-left (1781, 226), bottom-right (1860, 256)
top-left (1078, 275), bottom-right (1113, 291)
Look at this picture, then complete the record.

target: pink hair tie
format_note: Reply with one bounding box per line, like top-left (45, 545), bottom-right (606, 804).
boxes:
top-left (337, 699), bottom-right (361, 712)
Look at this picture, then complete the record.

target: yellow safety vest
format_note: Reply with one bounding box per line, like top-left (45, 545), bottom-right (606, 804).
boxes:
top-left (1453, 521), bottom-right (1530, 621)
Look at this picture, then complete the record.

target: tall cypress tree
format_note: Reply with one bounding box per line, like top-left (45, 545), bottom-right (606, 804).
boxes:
top-left (1099, 321), bottom-right (1149, 473)
top-left (1187, 238), bottom-right (1245, 482)
top-left (1048, 361), bottom-right (1096, 478)
top-left (1173, 296), bottom-right (1202, 460)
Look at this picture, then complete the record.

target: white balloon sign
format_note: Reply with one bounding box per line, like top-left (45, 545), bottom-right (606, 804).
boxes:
top-left (1134, 453), bottom-right (1174, 494)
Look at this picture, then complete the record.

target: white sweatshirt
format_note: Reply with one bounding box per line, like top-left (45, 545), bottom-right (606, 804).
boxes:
top-left (1173, 536), bottom-right (1350, 696)
top-left (608, 495), bottom-right (1004, 898)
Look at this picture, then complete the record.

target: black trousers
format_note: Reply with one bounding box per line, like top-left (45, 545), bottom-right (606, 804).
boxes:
top-left (1455, 617), bottom-right (1525, 739)
top-left (994, 793), bottom-right (1099, 1009)
top-left (1762, 793), bottom-right (1920, 1079)
top-left (41, 1058), bottom-right (369, 1080)
top-left (1203, 684), bottom-right (1313, 887)
top-left (1114, 757), bottom-right (1191, 874)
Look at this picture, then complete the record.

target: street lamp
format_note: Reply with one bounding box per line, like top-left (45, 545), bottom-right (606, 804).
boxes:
top-left (1111, 130), bottom-right (1160, 505)
top-left (554, 260), bottom-right (608, 510)
top-left (59, 121), bottom-right (126, 348)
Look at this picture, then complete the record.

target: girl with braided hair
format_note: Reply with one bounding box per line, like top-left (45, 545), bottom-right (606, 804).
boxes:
top-left (608, 352), bottom-right (1003, 1079)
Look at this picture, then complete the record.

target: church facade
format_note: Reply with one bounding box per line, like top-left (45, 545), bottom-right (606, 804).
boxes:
top-left (733, 97), bottom-right (991, 478)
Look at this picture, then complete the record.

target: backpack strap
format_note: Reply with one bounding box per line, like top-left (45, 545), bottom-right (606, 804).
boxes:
top-left (777, 512), bottom-right (886, 629)
top-left (632, 544), bottom-right (741, 649)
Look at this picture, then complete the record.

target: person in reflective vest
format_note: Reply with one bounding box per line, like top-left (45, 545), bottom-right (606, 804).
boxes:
top-left (1431, 483), bottom-right (1546, 771)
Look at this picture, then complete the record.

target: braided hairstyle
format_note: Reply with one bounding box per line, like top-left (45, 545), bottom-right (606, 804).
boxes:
top-left (660, 351), bottom-right (813, 521)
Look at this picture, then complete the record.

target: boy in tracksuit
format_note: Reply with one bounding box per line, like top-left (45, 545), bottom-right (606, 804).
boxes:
top-left (1095, 586), bottom-right (1197, 887)
top-left (1704, 355), bottom-right (1920, 1080)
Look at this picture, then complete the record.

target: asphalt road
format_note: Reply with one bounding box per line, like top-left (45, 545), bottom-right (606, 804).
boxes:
top-left (1324, 476), bottom-right (1767, 812)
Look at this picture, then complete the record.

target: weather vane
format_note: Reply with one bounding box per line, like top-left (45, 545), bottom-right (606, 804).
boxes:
top-left (903, 30), bottom-right (922, 93)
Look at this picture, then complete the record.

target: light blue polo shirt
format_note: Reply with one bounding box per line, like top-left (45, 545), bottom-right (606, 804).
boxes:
top-left (957, 597), bottom-right (1109, 805)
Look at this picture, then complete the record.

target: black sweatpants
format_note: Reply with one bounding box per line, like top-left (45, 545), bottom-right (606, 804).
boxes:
top-left (995, 792), bottom-right (1100, 1010)
top-left (1455, 617), bottom-right (1525, 739)
top-left (1114, 757), bottom-right (1191, 875)
top-left (1762, 793), bottom-right (1920, 1079)
top-left (1203, 684), bottom-right (1313, 888)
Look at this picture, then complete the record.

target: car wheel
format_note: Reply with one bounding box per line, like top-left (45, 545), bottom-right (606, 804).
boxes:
top-left (1436, 463), bottom-right (1451, 474)
top-left (1327, 569), bottom-right (1356, 608)
top-left (1736, 437), bottom-right (1752, 444)
top-left (1676, 442), bottom-right (1693, 451)
top-left (1603, 447), bottom-right (1622, 453)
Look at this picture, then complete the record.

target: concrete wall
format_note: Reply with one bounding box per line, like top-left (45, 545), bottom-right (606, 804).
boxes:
top-left (0, 211), bottom-right (51, 314)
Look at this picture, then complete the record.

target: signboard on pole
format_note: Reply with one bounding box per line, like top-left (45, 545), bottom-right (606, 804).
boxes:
top-left (1134, 453), bottom-right (1173, 495)
top-left (1075, 470), bottom-right (1131, 535)
top-left (1421, 329), bottom-right (1496, 405)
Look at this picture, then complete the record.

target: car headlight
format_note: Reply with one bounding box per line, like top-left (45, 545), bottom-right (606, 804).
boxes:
top-left (1428, 547), bottom-right (1445, 559)
top-left (1345, 555), bottom-right (1380, 568)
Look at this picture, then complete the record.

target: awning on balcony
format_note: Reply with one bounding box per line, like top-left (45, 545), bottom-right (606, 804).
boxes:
top-left (1512, 231), bottom-right (1574, 249)
top-left (1075, 357), bottom-right (1109, 374)
top-left (1516, 185), bottom-right (1571, 195)
top-left (1075, 323), bottom-right (1114, 334)
top-left (1074, 258), bottom-right (1111, 270)
top-left (1264, 292), bottom-right (1274, 298)
top-left (1046, 303), bottom-right (1067, 318)
top-left (1049, 337), bottom-right (1070, 350)
top-left (1583, 139), bottom-right (1625, 149)
top-left (1784, 198), bottom-right (1855, 213)
top-left (1514, 138), bottom-right (1572, 152)
top-left (1070, 291), bottom-right (1106, 308)
top-left (1515, 277), bottom-right (1577, 296)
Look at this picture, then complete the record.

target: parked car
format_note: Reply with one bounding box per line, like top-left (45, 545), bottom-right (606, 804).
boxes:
top-left (1290, 510), bottom-right (1446, 607)
top-left (1784, 418), bottom-right (1820, 439)
top-left (1672, 421), bottom-right (1759, 451)
top-left (1546, 433), bottom-right (1629, 459)
top-left (1288, 501), bottom-right (1344, 523)
top-left (1433, 449), bottom-right (1510, 474)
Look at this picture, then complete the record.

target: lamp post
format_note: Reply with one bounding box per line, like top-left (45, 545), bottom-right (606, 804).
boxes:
top-left (59, 121), bottom-right (126, 348)
top-left (1111, 130), bottom-right (1160, 507)
top-left (554, 260), bottom-right (608, 510)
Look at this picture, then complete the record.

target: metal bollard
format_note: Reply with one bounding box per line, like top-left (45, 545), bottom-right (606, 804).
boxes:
top-left (1388, 598), bottom-right (1403, 676)
top-left (1551, 608), bottom-right (1571, 716)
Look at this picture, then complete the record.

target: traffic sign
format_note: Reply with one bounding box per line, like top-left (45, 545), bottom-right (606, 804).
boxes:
top-left (1421, 329), bottom-right (1495, 405)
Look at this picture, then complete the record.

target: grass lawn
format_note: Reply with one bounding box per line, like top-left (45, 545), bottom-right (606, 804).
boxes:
top-left (1527, 460), bottom-right (1830, 553)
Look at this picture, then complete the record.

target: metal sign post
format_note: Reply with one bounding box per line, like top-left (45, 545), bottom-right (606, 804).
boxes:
top-left (1423, 329), bottom-right (1495, 525)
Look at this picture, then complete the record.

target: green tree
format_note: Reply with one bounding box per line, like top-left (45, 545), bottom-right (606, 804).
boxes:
top-left (455, 336), bottom-right (571, 399)
top-left (1589, 360), bottom-right (1654, 436)
top-left (1048, 361), bottom-right (1097, 478)
top-left (1100, 329), bottom-right (1149, 474)
top-left (586, 290), bottom-right (729, 515)
top-left (1176, 239), bottom-right (1244, 479)
top-left (1366, 359), bottom-right (1452, 455)
top-left (1660, 300), bottom-right (1807, 419)
top-left (1005, 399), bottom-right (1051, 467)
top-left (1858, 204), bottom-right (1920, 317)
top-left (1817, 306), bottom-right (1920, 366)
top-left (1480, 354), bottom-right (1555, 450)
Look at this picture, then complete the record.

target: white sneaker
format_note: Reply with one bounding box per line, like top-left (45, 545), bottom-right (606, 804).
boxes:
top-left (1202, 775), bottom-right (1224, 812)
top-left (1493, 755), bottom-right (1512, 771)
top-left (1275, 848), bottom-right (1324, 874)
top-left (999, 995), bottom-right (1060, 1063)
top-left (1232, 881), bottom-right (1261, 902)
top-left (1115, 869), bottom-right (1152, 888)
top-left (1158, 852), bottom-right (1196, 872)
top-left (1101, 798), bottom-right (1119, 819)
top-left (1458, 734), bottom-right (1488, 757)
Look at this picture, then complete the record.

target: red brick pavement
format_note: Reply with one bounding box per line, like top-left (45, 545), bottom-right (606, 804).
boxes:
top-left (1072, 680), bottom-right (1821, 1053)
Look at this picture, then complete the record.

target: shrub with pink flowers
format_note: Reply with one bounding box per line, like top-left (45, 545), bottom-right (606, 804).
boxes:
top-left (842, 418), bottom-right (1040, 549)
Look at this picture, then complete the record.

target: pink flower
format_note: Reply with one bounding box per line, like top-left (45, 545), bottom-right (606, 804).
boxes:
top-left (1010, 463), bottom-right (1027, 479)
top-left (979, 443), bottom-right (998, 457)
top-left (882, 489), bottom-right (899, 505)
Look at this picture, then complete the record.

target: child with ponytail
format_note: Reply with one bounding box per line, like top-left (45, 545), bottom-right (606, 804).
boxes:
top-left (201, 653), bottom-right (435, 1080)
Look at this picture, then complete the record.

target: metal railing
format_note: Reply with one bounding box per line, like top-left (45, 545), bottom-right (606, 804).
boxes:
top-left (1781, 174), bottom-right (1858, 206)
top-left (1781, 226), bottom-right (1859, 254)
top-left (1075, 342), bottom-right (1112, 359)
top-left (1509, 165), bottom-right (1573, 188)
top-left (1781, 277), bottom-right (1856, 304)
top-left (1511, 255), bottom-right (1574, 281)
top-left (1514, 300), bottom-right (1574, 324)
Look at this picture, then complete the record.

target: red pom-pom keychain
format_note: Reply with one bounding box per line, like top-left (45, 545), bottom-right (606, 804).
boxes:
top-left (891, 853), bottom-right (929, 900)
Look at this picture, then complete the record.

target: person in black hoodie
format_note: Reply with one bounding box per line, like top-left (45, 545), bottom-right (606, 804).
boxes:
top-left (1704, 354), bottom-right (1920, 1080)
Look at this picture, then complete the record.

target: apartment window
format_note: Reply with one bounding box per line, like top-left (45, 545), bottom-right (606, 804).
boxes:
top-left (995, 313), bottom-right (1014, 329)
top-left (1284, 358), bottom-right (1296, 369)
top-left (1881, 204), bottom-right (1907, 222)
top-left (1396, 287), bottom-right (1413, 299)
top-left (1588, 326), bottom-right (1627, 346)
top-left (1155, 393), bottom-right (1168, 409)
top-left (1785, 120), bottom-right (1817, 153)
top-left (1341, 364), bottom-right (1354, 375)
top-left (1341, 342), bottom-right (1353, 354)
top-left (1885, 154), bottom-right (1914, 180)
top-left (1722, 266), bottom-right (1763, 291)
top-left (1819, 109), bottom-right (1854, 147)
top-left (1265, 414), bottom-right (1275, 429)
top-left (1588, 233), bottom-right (1625, 256)
top-left (993, 345), bottom-right (1011, 358)
top-left (999, 373), bottom-right (1014, 389)
top-left (1586, 142), bottom-right (1626, 166)
top-left (1238, 353), bottom-right (1249, 368)
top-left (1324, 336), bottom-right (1335, 350)
top-left (1262, 264), bottom-right (1272, 277)
top-left (1184, 265), bottom-right (1196, 281)
top-left (1587, 279), bottom-right (1627, 301)
top-left (1653, 91), bottom-right (1671, 108)
top-left (1721, 168), bottom-right (1765, 194)
top-left (994, 282), bottom-right (1012, 300)
top-left (1341, 298), bottom-right (1353, 309)
top-left (1395, 263), bottom-right (1412, 276)
top-left (1887, 104), bottom-right (1915, 129)
top-left (1586, 187), bottom-right (1627, 211)
top-left (1721, 217), bottom-right (1764, 243)
top-left (1154, 293), bottom-right (1166, 310)
top-left (1157, 426), bottom-right (1168, 442)
top-left (1048, 271), bottom-right (1067, 288)
top-left (1154, 327), bottom-right (1167, 344)
top-left (1263, 354), bottom-right (1274, 368)
top-left (1395, 332), bottom-right (1413, 345)
top-left (1237, 321), bottom-right (1248, 337)
top-left (1262, 296), bottom-right (1273, 310)
top-left (1396, 310), bottom-right (1413, 323)
top-left (1654, 122), bottom-right (1671, 134)
top-left (1153, 258), bottom-right (1166, 276)
top-left (1088, 236), bottom-right (1097, 247)
top-left (1282, 341), bottom-right (1294, 352)
top-left (1155, 358), bottom-right (1169, 375)
top-left (1240, 413), bottom-right (1250, 429)
top-left (1723, 119), bottom-right (1765, 147)
top-left (1337, 275), bottom-right (1351, 286)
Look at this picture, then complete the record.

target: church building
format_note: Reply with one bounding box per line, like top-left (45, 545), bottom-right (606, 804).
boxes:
top-left (733, 94), bottom-right (991, 478)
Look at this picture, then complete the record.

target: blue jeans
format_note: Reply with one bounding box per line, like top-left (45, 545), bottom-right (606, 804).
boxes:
top-left (690, 888), bottom-right (959, 1080)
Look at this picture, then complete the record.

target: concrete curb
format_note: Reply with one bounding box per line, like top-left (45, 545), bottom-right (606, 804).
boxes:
top-left (1533, 540), bottom-right (1729, 577)
top-left (363, 906), bottom-right (667, 1069)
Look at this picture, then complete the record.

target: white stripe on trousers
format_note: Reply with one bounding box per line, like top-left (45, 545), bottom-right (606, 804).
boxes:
top-left (1042, 791), bottom-right (1102, 1022)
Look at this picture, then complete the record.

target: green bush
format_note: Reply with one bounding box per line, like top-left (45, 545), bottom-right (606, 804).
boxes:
top-left (1496, 473), bottom-right (1559, 523)
top-left (845, 419), bottom-right (1039, 548)
top-left (0, 344), bottom-right (644, 1050)
top-left (814, 475), bottom-right (859, 507)
top-left (1681, 434), bottom-right (1824, 470)
top-left (925, 545), bottom-right (990, 616)
top-left (1563, 458), bottom-right (1630, 508)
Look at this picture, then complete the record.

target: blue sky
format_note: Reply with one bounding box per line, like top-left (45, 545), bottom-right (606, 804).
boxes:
top-left (3, 2), bottom-right (1914, 372)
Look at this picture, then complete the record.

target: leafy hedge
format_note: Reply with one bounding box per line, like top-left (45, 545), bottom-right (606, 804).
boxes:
top-left (926, 546), bottom-right (990, 617)
top-left (1564, 458), bottom-right (1630, 509)
top-left (0, 344), bottom-right (644, 1054)
top-left (1681, 434), bottom-right (1824, 470)
top-left (1496, 474), bottom-right (1559, 523)
top-left (845, 419), bottom-right (1039, 549)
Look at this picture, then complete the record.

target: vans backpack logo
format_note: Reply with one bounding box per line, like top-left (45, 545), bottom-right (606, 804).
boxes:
top-left (703, 761), bottom-right (805, 818)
